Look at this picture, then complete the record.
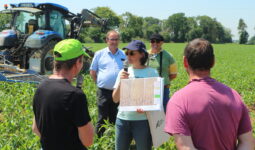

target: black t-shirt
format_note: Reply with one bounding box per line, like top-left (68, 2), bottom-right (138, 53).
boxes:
top-left (33, 79), bottom-right (91, 150)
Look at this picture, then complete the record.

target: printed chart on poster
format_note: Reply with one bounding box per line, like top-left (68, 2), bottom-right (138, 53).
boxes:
top-left (119, 77), bottom-right (164, 111)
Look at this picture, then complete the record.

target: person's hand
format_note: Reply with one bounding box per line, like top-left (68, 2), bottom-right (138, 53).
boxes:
top-left (120, 70), bottom-right (129, 79)
top-left (136, 108), bottom-right (144, 113)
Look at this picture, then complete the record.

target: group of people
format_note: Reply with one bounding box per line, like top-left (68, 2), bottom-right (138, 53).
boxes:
top-left (32, 30), bottom-right (254, 150)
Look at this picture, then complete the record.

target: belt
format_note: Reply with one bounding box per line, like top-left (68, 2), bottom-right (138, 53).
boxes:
top-left (98, 87), bottom-right (113, 91)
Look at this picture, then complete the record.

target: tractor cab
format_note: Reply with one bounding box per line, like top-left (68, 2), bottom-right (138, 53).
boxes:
top-left (2, 3), bottom-right (68, 38)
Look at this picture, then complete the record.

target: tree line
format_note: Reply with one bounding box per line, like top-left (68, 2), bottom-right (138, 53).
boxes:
top-left (80, 7), bottom-right (232, 43)
top-left (80, 7), bottom-right (254, 44)
top-left (0, 7), bottom-right (254, 44)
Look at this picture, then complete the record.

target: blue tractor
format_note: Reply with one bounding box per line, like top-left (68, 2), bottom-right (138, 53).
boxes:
top-left (0, 2), bottom-right (106, 79)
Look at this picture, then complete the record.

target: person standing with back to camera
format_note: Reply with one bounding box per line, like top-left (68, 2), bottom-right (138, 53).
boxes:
top-left (32, 39), bottom-right (94, 150)
top-left (90, 30), bottom-right (126, 137)
top-left (165, 38), bottom-right (254, 150)
top-left (112, 40), bottom-right (159, 150)
top-left (148, 33), bottom-right (177, 112)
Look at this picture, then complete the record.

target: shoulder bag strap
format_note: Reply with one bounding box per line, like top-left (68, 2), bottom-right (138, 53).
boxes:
top-left (159, 51), bottom-right (163, 76)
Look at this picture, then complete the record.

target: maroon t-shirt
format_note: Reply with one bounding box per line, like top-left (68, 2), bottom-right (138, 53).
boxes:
top-left (165, 77), bottom-right (252, 150)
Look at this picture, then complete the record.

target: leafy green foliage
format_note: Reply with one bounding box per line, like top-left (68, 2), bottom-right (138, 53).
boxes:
top-left (238, 19), bottom-right (249, 44)
top-left (0, 13), bottom-right (11, 31)
top-left (0, 82), bottom-right (40, 149)
top-left (239, 31), bottom-right (249, 44)
top-left (0, 43), bottom-right (255, 149)
top-left (90, 120), bottom-right (115, 150)
top-left (143, 17), bottom-right (162, 39)
top-left (92, 7), bottom-right (121, 30)
top-left (79, 7), bottom-right (121, 43)
top-left (119, 12), bottom-right (144, 42)
top-left (166, 13), bottom-right (190, 42)
top-left (248, 36), bottom-right (255, 45)
top-left (0, 8), bottom-right (236, 44)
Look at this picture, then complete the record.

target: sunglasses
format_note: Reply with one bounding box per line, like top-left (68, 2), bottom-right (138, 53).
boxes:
top-left (150, 39), bottom-right (161, 43)
top-left (125, 51), bottom-right (137, 56)
top-left (107, 38), bottom-right (119, 41)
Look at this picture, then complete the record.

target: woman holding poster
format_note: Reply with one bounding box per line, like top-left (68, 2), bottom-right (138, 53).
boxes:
top-left (112, 40), bottom-right (158, 150)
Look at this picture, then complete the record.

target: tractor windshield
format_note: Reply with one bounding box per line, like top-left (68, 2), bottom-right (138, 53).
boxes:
top-left (14, 11), bottom-right (46, 34)
top-left (49, 10), bottom-right (66, 38)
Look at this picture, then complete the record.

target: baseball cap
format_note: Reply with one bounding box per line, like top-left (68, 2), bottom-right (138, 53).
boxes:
top-left (123, 40), bottom-right (146, 52)
top-left (150, 33), bottom-right (164, 41)
top-left (53, 39), bottom-right (90, 61)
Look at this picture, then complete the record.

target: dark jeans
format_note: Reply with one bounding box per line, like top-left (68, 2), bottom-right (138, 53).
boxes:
top-left (115, 118), bottom-right (152, 150)
top-left (96, 88), bottom-right (118, 137)
top-left (163, 87), bottom-right (170, 113)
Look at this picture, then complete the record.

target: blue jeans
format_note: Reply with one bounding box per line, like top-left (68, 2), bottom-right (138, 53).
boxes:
top-left (115, 118), bottom-right (152, 150)
top-left (163, 87), bottom-right (170, 113)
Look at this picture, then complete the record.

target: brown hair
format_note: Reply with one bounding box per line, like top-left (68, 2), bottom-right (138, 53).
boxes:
top-left (184, 38), bottom-right (214, 71)
top-left (138, 50), bottom-right (148, 66)
top-left (54, 55), bottom-right (83, 71)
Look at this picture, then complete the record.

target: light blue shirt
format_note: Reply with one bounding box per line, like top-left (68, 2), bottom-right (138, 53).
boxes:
top-left (90, 47), bottom-right (126, 90)
top-left (114, 67), bottom-right (159, 120)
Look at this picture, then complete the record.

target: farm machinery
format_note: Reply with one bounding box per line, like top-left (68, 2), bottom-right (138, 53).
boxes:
top-left (0, 2), bottom-right (106, 83)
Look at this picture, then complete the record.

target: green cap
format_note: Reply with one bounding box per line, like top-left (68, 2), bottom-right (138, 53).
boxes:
top-left (53, 39), bottom-right (90, 61)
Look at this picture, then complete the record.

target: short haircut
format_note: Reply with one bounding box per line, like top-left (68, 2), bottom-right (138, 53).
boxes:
top-left (106, 30), bottom-right (119, 39)
top-left (184, 38), bottom-right (214, 71)
top-left (138, 50), bottom-right (148, 66)
top-left (54, 55), bottom-right (83, 71)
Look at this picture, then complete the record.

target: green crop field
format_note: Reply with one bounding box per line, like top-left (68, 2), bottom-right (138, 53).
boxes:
top-left (0, 43), bottom-right (255, 150)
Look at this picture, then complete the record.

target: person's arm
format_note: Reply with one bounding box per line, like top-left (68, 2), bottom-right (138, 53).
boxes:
top-left (112, 70), bottom-right (129, 103)
top-left (78, 122), bottom-right (94, 147)
top-left (90, 70), bottom-right (97, 82)
top-left (173, 134), bottom-right (198, 150)
top-left (237, 131), bottom-right (254, 150)
top-left (168, 55), bottom-right (177, 81)
top-left (89, 51), bottom-right (99, 83)
top-left (112, 83), bottom-right (121, 103)
top-left (32, 117), bottom-right (41, 137)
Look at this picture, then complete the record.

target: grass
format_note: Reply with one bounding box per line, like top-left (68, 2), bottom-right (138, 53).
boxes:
top-left (0, 43), bottom-right (254, 149)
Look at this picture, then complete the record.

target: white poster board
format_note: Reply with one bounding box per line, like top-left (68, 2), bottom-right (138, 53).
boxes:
top-left (119, 77), bottom-right (164, 111)
top-left (146, 111), bottom-right (170, 148)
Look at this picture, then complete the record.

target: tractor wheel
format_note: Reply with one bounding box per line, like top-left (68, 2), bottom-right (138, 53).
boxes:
top-left (29, 40), bottom-right (58, 74)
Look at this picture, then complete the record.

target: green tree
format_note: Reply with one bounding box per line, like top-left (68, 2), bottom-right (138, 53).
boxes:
top-left (119, 12), bottom-right (144, 42)
top-left (239, 31), bottom-right (249, 44)
top-left (186, 27), bottom-right (203, 41)
top-left (0, 13), bottom-right (11, 31)
top-left (143, 17), bottom-right (162, 40)
top-left (160, 31), bottom-right (171, 42)
top-left (119, 28), bottom-right (134, 42)
top-left (187, 17), bottom-right (198, 29)
top-left (238, 19), bottom-right (249, 44)
top-left (92, 7), bottom-right (121, 30)
top-left (247, 36), bottom-right (255, 45)
top-left (160, 19), bottom-right (171, 42)
top-left (196, 16), bottom-right (218, 42)
top-left (215, 22), bottom-right (232, 43)
top-left (80, 7), bottom-right (120, 43)
top-left (144, 24), bottom-right (161, 39)
top-left (88, 27), bottom-right (104, 43)
top-left (222, 28), bottom-right (232, 43)
top-left (165, 13), bottom-right (189, 42)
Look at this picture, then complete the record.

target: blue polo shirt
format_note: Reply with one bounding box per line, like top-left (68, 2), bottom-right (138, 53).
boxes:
top-left (90, 47), bottom-right (126, 90)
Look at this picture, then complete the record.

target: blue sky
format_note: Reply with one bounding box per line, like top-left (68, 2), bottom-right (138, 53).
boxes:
top-left (1, 0), bottom-right (254, 40)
